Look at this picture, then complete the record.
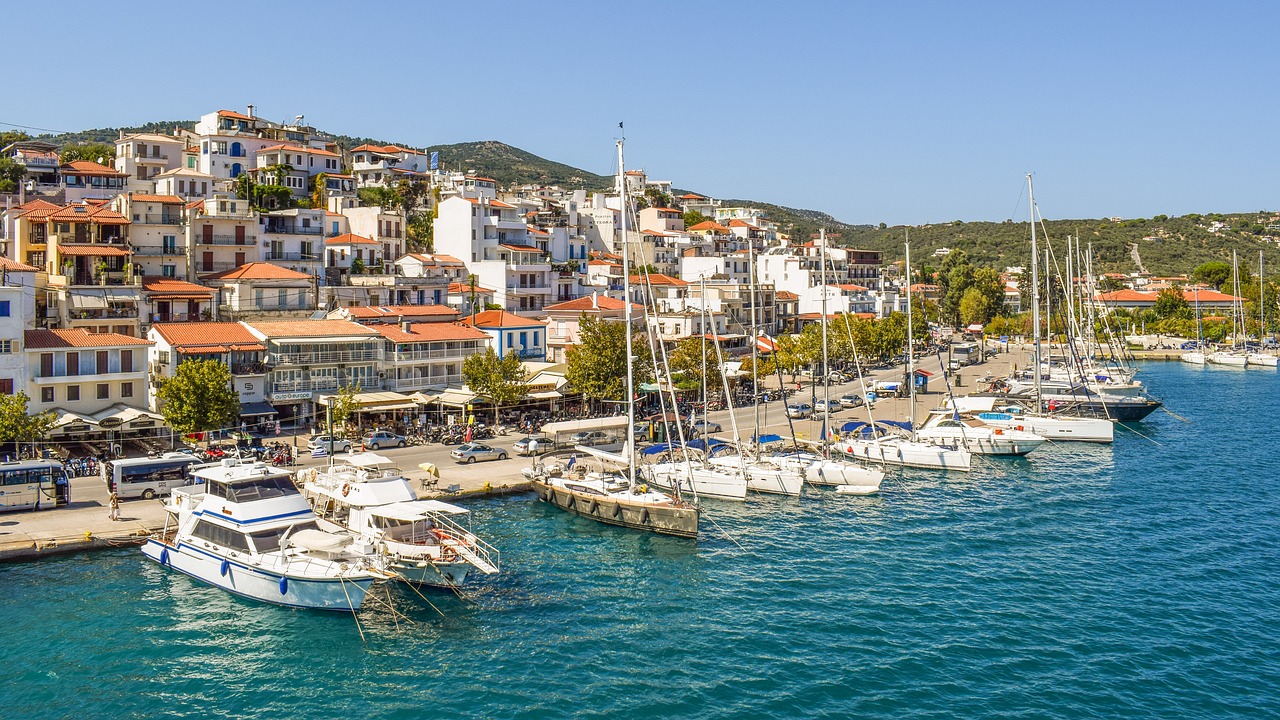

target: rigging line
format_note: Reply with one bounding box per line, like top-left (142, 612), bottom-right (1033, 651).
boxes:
top-left (0, 119), bottom-right (75, 134)
top-left (1160, 405), bottom-right (1191, 424)
top-left (338, 576), bottom-right (368, 644)
top-left (401, 575), bottom-right (449, 617)
top-left (1114, 420), bottom-right (1164, 447)
top-left (700, 509), bottom-right (747, 552)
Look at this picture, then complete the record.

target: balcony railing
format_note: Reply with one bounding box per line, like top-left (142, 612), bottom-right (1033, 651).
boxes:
top-left (150, 312), bottom-right (205, 323)
top-left (392, 349), bottom-right (473, 362)
top-left (231, 362), bottom-right (267, 375)
top-left (70, 308), bottom-right (140, 320)
top-left (263, 225), bottom-right (322, 235)
top-left (136, 153), bottom-right (169, 161)
top-left (515, 348), bottom-right (546, 360)
top-left (131, 245), bottom-right (185, 257)
top-left (196, 234), bottom-right (258, 246)
top-left (385, 374), bottom-right (462, 391)
top-left (266, 251), bottom-right (320, 261)
top-left (507, 283), bottom-right (551, 290)
top-left (142, 214), bottom-right (182, 225)
top-left (223, 300), bottom-right (315, 313)
top-left (197, 262), bottom-right (244, 274)
top-left (268, 349), bottom-right (380, 365)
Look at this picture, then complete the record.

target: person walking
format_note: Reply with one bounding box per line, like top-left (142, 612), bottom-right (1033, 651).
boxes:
top-left (108, 491), bottom-right (120, 521)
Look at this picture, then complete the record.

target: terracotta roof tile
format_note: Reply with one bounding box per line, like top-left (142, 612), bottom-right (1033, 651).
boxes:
top-left (61, 160), bottom-right (126, 177)
top-left (151, 322), bottom-right (263, 350)
top-left (217, 109), bottom-right (255, 121)
top-left (368, 322), bottom-right (490, 343)
top-left (257, 143), bottom-right (340, 157)
top-left (47, 203), bottom-right (130, 225)
top-left (341, 305), bottom-right (459, 319)
top-left (57, 245), bottom-right (131, 257)
top-left (0, 257), bottom-right (39, 272)
top-left (460, 310), bottom-right (544, 328)
top-left (499, 244), bottom-right (545, 253)
top-left (544, 296), bottom-right (641, 312)
top-left (448, 282), bottom-right (495, 295)
top-left (24, 329), bottom-right (153, 349)
top-left (325, 233), bottom-right (380, 246)
top-left (139, 277), bottom-right (214, 297)
top-left (203, 262), bottom-right (312, 281)
top-left (629, 273), bottom-right (688, 287)
top-left (127, 194), bottom-right (184, 204)
top-left (245, 320), bottom-right (377, 338)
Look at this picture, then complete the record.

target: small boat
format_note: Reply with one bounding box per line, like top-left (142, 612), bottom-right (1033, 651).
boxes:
top-left (524, 452), bottom-right (699, 539)
top-left (1181, 351), bottom-right (1206, 365)
top-left (708, 454), bottom-right (804, 496)
top-left (301, 453), bottom-right (499, 587)
top-left (915, 409), bottom-right (1047, 456)
top-left (142, 459), bottom-right (387, 611)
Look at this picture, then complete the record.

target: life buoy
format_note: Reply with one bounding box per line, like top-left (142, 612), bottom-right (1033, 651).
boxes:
top-left (341, 483), bottom-right (351, 497)
top-left (1015, 425), bottom-right (1024, 431)
top-left (994, 428), bottom-right (1004, 435)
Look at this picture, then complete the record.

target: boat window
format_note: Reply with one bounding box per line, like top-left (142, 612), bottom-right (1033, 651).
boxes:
top-left (205, 482), bottom-right (229, 500)
top-left (190, 519), bottom-right (251, 552)
top-left (564, 483), bottom-right (608, 496)
top-left (227, 476), bottom-right (299, 502)
top-left (248, 521), bottom-right (320, 554)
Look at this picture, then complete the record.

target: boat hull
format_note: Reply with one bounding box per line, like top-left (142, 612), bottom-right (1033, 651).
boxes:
top-left (1208, 352), bottom-right (1248, 367)
top-left (647, 462), bottom-right (748, 502)
top-left (142, 539), bottom-right (375, 611)
top-left (838, 439), bottom-right (972, 471)
top-left (531, 480), bottom-right (699, 538)
top-left (1247, 353), bottom-right (1278, 367)
top-left (386, 558), bottom-right (472, 587)
top-left (915, 430), bottom-right (1046, 456)
top-left (1181, 352), bottom-right (1206, 365)
top-left (980, 415), bottom-right (1114, 444)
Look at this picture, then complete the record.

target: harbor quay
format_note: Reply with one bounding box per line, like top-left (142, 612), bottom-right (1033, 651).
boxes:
top-left (0, 343), bottom-right (1035, 563)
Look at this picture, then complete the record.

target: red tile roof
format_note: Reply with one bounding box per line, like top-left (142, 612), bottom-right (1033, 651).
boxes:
top-left (0, 257), bottom-right (39, 272)
top-left (679, 193), bottom-right (706, 200)
top-left (775, 291), bottom-right (799, 300)
top-left (341, 305), bottom-right (460, 319)
top-left (1092, 289), bottom-right (1241, 303)
top-left (246, 320), bottom-right (376, 338)
top-left (151, 322), bottom-right (263, 350)
top-left (460, 310), bottom-right (544, 328)
top-left (61, 160), bottom-right (126, 177)
top-left (58, 245), bottom-right (131, 257)
top-left (47, 203), bottom-right (130, 225)
top-left (448, 282), bottom-right (495, 295)
top-left (401, 253), bottom-right (465, 265)
top-left (499, 244), bottom-right (545, 253)
top-left (217, 109), bottom-right (255, 121)
top-left (258, 143), bottom-right (340, 157)
top-left (14, 199), bottom-right (61, 220)
top-left (24, 328), bottom-right (152, 349)
top-left (828, 283), bottom-right (869, 292)
top-left (325, 233), bottom-right (380, 246)
top-left (139, 277), bottom-right (214, 297)
top-left (688, 220), bottom-right (731, 233)
top-left (727, 219), bottom-right (762, 230)
top-left (630, 273), bottom-right (688, 287)
top-left (203, 262), bottom-right (312, 281)
top-left (544, 296), bottom-right (641, 312)
top-left (369, 322), bottom-right (490, 343)
top-left (128, 194), bottom-right (184, 204)
top-left (352, 143), bottom-right (420, 155)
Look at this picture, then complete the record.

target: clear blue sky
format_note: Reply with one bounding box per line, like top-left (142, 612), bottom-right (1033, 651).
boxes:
top-left (5, 1), bottom-right (1277, 225)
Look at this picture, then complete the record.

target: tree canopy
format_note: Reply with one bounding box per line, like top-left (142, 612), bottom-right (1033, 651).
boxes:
top-left (0, 393), bottom-right (56, 453)
top-left (565, 315), bottom-right (652, 405)
top-left (462, 347), bottom-right (529, 422)
top-left (157, 359), bottom-right (241, 436)
top-left (59, 142), bottom-right (116, 164)
top-left (1192, 261), bottom-right (1232, 290)
top-left (667, 336), bottom-right (724, 391)
top-left (326, 383), bottom-right (362, 434)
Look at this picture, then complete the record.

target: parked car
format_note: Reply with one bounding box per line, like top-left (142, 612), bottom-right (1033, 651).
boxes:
top-left (451, 443), bottom-right (508, 464)
top-left (570, 430), bottom-right (612, 445)
top-left (513, 435), bottom-right (552, 456)
top-left (839, 393), bottom-right (865, 408)
top-left (690, 419), bottom-right (723, 435)
top-left (814, 399), bottom-right (843, 414)
top-left (362, 431), bottom-right (406, 450)
top-left (308, 435), bottom-right (351, 454)
top-left (785, 403), bottom-right (813, 419)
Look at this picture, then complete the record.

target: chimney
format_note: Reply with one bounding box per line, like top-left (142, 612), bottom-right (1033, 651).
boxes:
top-left (247, 104), bottom-right (255, 119)
top-left (399, 316), bottom-right (410, 334)
top-left (591, 291), bottom-right (598, 310)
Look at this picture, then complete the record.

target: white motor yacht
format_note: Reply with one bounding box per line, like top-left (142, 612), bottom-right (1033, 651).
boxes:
top-left (142, 459), bottom-right (387, 611)
top-left (301, 453), bottom-right (499, 587)
top-left (915, 410), bottom-right (1047, 456)
top-left (948, 396), bottom-right (1113, 443)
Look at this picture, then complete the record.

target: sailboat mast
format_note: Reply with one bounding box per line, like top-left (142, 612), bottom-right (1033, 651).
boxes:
top-left (820, 228), bottom-right (831, 448)
top-left (749, 246), bottom-right (761, 455)
top-left (617, 139), bottom-right (637, 486)
top-left (1260, 250), bottom-right (1266, 342)
top-left (1028, 174), bottom-right (1043, 403)
top-left (905, 230), bottom-right (916, 432)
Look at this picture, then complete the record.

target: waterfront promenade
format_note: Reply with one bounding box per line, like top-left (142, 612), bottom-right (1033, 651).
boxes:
top-left (0, 344), bottom-right (1033, 562)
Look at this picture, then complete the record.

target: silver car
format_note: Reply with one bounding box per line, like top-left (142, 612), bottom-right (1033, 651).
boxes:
top-left (451, 443), bottom-right (508, 464)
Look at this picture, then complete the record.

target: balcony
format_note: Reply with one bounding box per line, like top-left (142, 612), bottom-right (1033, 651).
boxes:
top-left (131, 245), bottom-right (185, 257)
top-left (223, 300), bottom-right (316, 314)
top-left (150, 312), bottom-right (206, 323)
top-left (231, 362), bottom-right (267, 375)
top-left (196, 234), bottom-right (258, 246)
top-left (69, 307), bottom-right (140, 320)
top-left (197, 262), bottom-right (243, 274)
top-left (392, 348), bottom-right (473, 362)
top-left (515, 348), bottom-right (546, 360)
top-left (141, 214), bottom-right (182, 225)
top-left (262, 225), bottom-right (322, 235)
top-left (136, 153), bottom-right (170, 162)
top-left (266, 251), bottom-right (321, 262)
top-left (507, 283), bottom-right (552, 291)
top-left (33, 369), bottom-right (146, 384)
top-left (267, 349), bottom-right (380, 365)
top-left (385, 374), bottom-right (462, 392)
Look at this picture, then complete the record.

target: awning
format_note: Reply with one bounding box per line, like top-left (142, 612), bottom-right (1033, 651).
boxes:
top-left (356, 402), bottom-right (417, 412)
top-left (318, 391), bottom-right (418, 411)
top-left (240, 402), bottom-right (279, 417)
top-left (67, 292), bottom-right (108, 309)
top-left (369, 500), bottom-right (469, 521)
top-left (59, 245), bottom-right (131, 257)
top-left (540, 415), bottom-right (629, 436)
top-left (528, 390), bottom-right (562, 400)
top-left (434, 389), bottom-right (478, 407)
top-left (91, 404), bottom-right (165, 429)
top-left (49, 408), bottom-right (99, 432)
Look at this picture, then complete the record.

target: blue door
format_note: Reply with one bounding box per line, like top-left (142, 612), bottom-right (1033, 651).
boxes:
top-left (230, 163), bottom-right (243, 178)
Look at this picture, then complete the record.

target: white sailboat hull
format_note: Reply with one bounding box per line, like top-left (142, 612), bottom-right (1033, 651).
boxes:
top-left (1208, 352), bottom-right (1249, 366)
top-left (772, 454), bottom-right (886, 493)
top-left (914, 428), bottom-right (1046, 456)
top-left (1181, 352), bottom-right (1206, 365)
top-left (646, 461), bottom-right (748, 501)
top-left (838, 438), bottom-right (972, 471)
top-left (142, 539), bottom-right (375, 611)
top-left (708, 457), bottom-right (803, 496)
top-left (1247, 353), bottom-right (1278, 367)
top-left (980, 414), bottom-right (1114, 443)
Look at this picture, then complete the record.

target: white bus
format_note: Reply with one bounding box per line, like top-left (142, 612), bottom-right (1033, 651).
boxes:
top-left (103, 453), bottom-right (201, 500)
top-left (0, 460), bottom-right (71, 512)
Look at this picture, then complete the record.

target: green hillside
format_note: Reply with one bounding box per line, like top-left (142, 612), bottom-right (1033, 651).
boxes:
top-left (425, 140), bottom-right (613, 189)
top-left (838, 214), bottom-right (1279, 275)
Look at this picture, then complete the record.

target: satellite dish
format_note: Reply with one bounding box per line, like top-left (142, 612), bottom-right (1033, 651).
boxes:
top-left (97, 157), bottom-right (105, 165)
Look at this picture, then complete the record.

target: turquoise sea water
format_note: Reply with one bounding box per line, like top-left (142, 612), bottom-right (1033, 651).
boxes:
top-left (2, 362), bottom-right (1278, 719)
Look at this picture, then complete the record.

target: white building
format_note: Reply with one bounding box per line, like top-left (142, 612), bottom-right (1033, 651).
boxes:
top-left (114, 132), bottom-right (186, 185)
top-left (350, 144), bottom-right (432, 188)
top-left (147, 322), bottom-right (272, 422)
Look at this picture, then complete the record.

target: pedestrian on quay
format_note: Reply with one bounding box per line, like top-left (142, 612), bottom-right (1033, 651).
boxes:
top-left (109, 491), bottom-right (120, 521)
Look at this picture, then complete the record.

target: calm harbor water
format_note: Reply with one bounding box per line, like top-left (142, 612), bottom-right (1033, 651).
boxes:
top-left (2, 362), bottom-right (1278, 719)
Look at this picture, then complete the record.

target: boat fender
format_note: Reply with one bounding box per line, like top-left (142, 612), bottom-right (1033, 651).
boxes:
top-left (589, 499), bottom-right (599, 515)
top-left (159, 548), bottom-right (170, 566)
top-left (638, 484), bottom-right (648, 494)
top-left (341, 483), bottom-right (351, 497)
top-left (220, 559), bottom-right (230, 577)
top-left (279, 576), bottom-right (289, 595)
top-left (566, 493), bottom-right (576, 510)
top-left (640, 508), bottom-right (651, 525)
top-left (612, 503), bottom-right (622, 519)
top-left (994, 428), bottom-right (1004, 435)
top-left (1016, 426), bottom-right (1024, 431)
top-left (309, 468), bottom-right (317, 483)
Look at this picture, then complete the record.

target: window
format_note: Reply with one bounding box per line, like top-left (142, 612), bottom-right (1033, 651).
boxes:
top-left (97, 383), bottom-right (110, 400)
top-left (121, 350), bottom-right (133, 373)
top-left (0, 340), bottom-right (11, 353)
top-left (162, 265), bottom-right (176, 278)
top-left (0, 300), bottom-right (10, 317)
top-left (191, 519), bottom-right (251, 552)
top-left (121, 382), bottom-right (133, 398)
top-left (67, 385), bottom-right (80, 402)
top-left (97, 351), bottom-right (109, 374)
top-left (159, 351), bottom-right (170, 364)
top-left (41, 387), bottom-right (54, 403)
top-left (67, 352), bottom-right (79, 376)
top-left (0, 379), bottom-right (11, 395)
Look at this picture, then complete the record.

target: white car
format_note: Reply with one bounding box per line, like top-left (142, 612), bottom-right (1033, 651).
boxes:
top-left (308, 435), bottom-right (351, 454)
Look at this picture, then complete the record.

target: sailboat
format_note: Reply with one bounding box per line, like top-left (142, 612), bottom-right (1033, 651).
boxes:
top-left (1247, 250), bottom-right (1277, 367)
top-left (837, 233), bottom-right (973, 472)
top-left (523, 138), bottom-right (700, 538)
top-left (1208, 251), bottom-right (1249, 367)
top-left (1181, 286), bottom-right (1207, 365)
